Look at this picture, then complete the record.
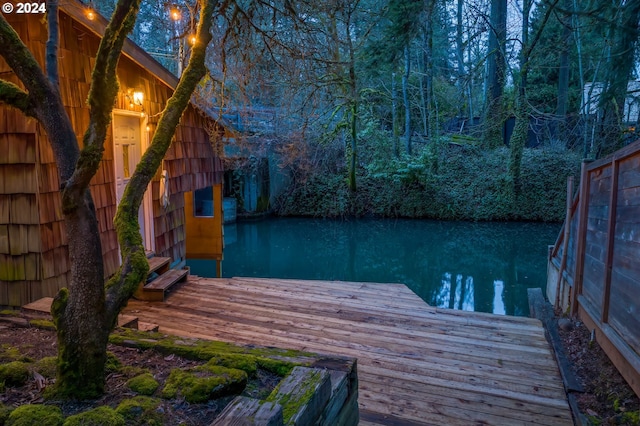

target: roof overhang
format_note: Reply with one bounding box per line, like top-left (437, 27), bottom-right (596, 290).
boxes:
top-left (60, 1), bottom-right (179, 91)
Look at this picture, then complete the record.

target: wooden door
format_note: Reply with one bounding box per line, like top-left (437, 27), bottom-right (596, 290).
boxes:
top-left (113, 112), bottom-right (153, 251)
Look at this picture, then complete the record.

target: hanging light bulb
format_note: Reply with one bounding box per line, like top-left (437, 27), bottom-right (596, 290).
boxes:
top-left (86, 8), bottom-right (96, 20)
top-left (170, 6), bottom-right (181, 21)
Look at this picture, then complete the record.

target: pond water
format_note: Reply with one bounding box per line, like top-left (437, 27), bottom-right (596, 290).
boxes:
top-left (187, 218), bottom-right (561, 317)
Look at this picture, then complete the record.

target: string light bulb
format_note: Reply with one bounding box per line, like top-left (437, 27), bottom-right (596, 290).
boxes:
top-left (86, 8), bottom-right (96, 20)
top-left (189, 35), bottom-right (197, 46)
top-left (170, 7), bottom-right (181, 21)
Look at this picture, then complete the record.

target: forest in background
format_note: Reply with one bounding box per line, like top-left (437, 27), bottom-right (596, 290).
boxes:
top-left (96, 0), bottom-right (640, 221)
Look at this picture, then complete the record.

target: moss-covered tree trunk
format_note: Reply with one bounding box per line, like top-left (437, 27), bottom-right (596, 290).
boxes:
top-left (482, 0), bottom-right (507, 149)
top-left (0, 0), bottom-right (215, 398)
top-left (509, 0), bottom-right (558, 196)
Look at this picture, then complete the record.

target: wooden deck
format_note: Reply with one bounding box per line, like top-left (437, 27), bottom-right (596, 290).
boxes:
top-left (123, 277), bottom-right (573, 425)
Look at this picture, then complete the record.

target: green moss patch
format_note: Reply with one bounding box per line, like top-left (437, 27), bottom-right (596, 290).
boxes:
top-left (110, 329), bottom-right (306, 377)
top-left (0, 361), bottom-right (29, 388)
top-left (62, 406), bottom-right (125, 426)
top-left (118, 365), bottom-right (150, 379)
top-left (0, 403), bottom-right (13, 425)
top-left (115, 396), bottom-right (162, 426)
top-left (34, 356), bottom-right (57, 379)
top-left (0, 344), bottom-right (29, 363)
top-left (29, 319), bottom-right (56, 330)
top-left (6, 404), bottom-right (63, 426)
top-left (207, 354), bottom-right (258, 376)
top-left (105, 352), bottom-right (121, 373)
top-left (126, 373), bottom-right (159, 396)
top-left (161, 365), bottom-right (247, 403)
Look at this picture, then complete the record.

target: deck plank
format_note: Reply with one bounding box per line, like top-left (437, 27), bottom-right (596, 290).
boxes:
top-left (124, 277), bottom-right (573, 425)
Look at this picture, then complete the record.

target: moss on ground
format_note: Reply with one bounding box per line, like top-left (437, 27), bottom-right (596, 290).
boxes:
top-left (0, 361), bottom-right (30, 387)
top-left (6, 404), bottom-right (63, 426)
top-left (34, 356), bottom-right (58, 378)
top-left (0, 403), bottom-right (12, 425)
top-left (110, 329), bottom-right (305, 377)
top-left (29, 319), bottom-right (56, 330)
top-left (105, 351), bottom-right (121, 373)
top-left (118, 365), bottom-right (149, 378)
top-left (161, 364), bottom-right (247, 403)
top-left (62, 406), bottom-right (125, 426)
top-left (0, 344), bottom-right (30, 363)
top-left (115, 396), bottom-right (162, 426)
top-left (126, 373), bottom-right (159, 395)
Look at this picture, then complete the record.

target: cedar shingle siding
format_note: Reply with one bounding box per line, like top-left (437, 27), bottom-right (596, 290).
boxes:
top-left (0, 7), bottom-right (223, 306)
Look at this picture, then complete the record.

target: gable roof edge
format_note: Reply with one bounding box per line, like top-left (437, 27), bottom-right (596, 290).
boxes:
top-left (60, 1), bottom-right (179, 91)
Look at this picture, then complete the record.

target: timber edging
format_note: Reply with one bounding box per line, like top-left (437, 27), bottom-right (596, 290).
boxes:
top-left (215, 363), bottom-right (359, 426)
top-left (528, 288), bottom-right (589, 426)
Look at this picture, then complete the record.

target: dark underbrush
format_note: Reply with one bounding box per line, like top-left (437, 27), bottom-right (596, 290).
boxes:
top-left (274, 145), bottom-right (581, 221)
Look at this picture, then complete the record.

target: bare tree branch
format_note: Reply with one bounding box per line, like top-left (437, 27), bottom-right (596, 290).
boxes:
top-left (46, 0), bottom-right (60, 87)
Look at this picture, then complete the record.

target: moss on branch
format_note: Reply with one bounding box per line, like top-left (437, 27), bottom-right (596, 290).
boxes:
top-left (0, 80), bottom-right (32, 114)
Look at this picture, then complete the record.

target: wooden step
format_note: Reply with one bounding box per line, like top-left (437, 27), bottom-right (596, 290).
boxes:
top-left (22, 297), bottom-right (54, 315)
top-left (117, 314), bottom-right (139, 329)
top-left (147, 256), bottom-right (171, 275)
top-left (22, 298), bottom-right (140, 330)
top-left (138, 321), bottom-right (160, 332)
top-left (136, 268), bottom-right (189, 302)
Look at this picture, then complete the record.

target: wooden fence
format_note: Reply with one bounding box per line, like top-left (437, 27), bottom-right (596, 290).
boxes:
top-left (547, 139), bottom-right (640, 397)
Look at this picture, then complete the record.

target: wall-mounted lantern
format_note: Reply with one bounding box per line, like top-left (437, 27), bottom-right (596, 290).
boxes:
top-left (132, 90), bottom-right (144, 106)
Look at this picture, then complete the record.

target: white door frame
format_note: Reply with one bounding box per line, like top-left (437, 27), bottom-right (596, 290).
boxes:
top-left (112, 110), bottom-right (155, 253)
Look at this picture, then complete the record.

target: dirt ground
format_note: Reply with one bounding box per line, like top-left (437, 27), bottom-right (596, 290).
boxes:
top-left (554, 317), bottom-right (640, 425)
top-left (0, 324), bottom-right (280, 425)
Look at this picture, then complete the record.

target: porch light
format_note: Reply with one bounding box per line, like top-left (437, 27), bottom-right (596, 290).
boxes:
top-left (133, 90), bottom-right (144, 106)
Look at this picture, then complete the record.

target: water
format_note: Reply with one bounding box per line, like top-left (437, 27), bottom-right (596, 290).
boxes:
top-left (187, 218), bottom-right (561, 317)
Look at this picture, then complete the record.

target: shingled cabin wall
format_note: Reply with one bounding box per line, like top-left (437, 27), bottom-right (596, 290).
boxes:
top-left (0, 8), bottom-right (223, 307)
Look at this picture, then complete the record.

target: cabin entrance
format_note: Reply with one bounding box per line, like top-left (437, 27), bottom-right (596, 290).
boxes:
top-left (112, 111), bottom-right (154, 253)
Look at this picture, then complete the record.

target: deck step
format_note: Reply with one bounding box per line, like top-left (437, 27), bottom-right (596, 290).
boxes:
top-left (138, 321), bottom-right (160, 332)
top-left (148, 256), bottom-right (171, 275)
top-left (22, 297), bottom-right (53, 315)
top-left (136, 268), bottom-right (189, 302)
top-left (21, 298), bottom-right (141, 330)
top-left (117, 314), bottom-right (139, 329)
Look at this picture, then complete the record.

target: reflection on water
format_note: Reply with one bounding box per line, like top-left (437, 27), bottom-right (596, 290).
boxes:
top-left (187, 218), bottom-right (560, 317)
top-left (436, 273), bottom-right (475, 312)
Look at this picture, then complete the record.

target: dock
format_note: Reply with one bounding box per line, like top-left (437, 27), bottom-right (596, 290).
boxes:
top-left (123, 277), bottom-right (573, 425)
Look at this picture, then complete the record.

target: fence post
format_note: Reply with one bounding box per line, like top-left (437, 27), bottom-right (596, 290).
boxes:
top-left (555, 176), bottom-right (574, 310)
top-left (601, 158), bottom-right (619, 323)
top-left (571, 162), bottom-right (590, 315)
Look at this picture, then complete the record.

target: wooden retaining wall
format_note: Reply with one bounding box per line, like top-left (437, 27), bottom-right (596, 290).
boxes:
top-left (548, 139), bottom-right (640, 396)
